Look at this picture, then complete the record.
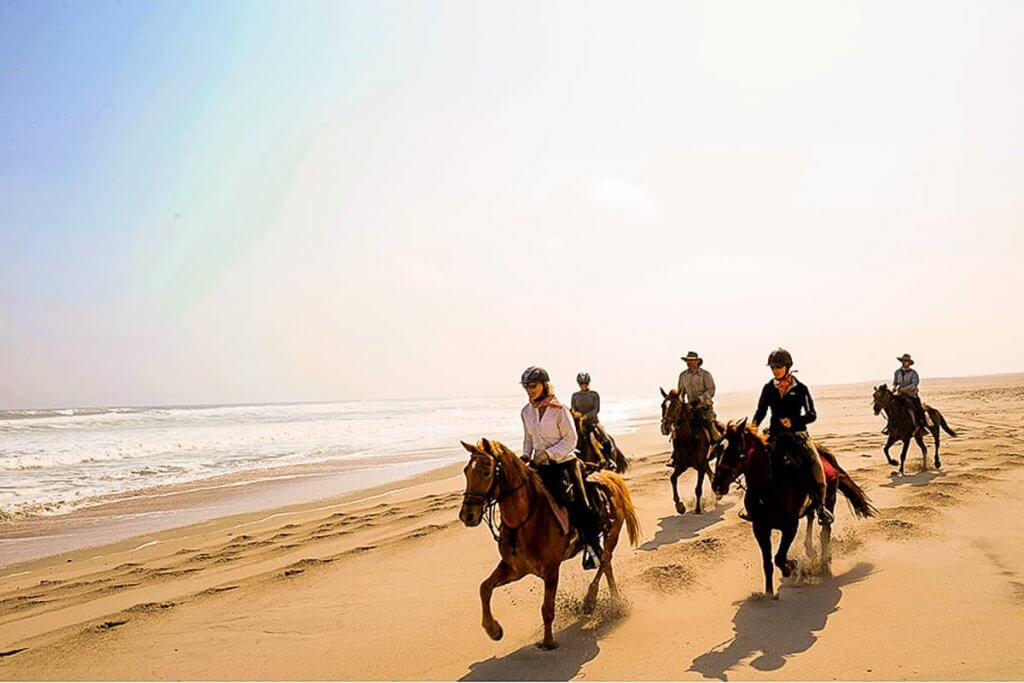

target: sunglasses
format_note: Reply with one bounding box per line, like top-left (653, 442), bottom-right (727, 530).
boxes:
top-left (524, 382), bottom-right (541, 390)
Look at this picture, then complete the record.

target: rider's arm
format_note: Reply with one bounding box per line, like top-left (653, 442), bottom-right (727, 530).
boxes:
top-left (892, 370), bottom-right (900, 392)
top-left (702, 371), bottom-right (716, 402)
top-left (586, 392), bottom-right (600, 422)
top-left (521, 407), bottom-right (534, 460)
top-left (545, 406), bottom-right (579, 462)
top-left (906, 370), bottom-right (920, 393)
top-left (752, 384), bottom-right (771, 428)
top-left (796, 385), bottom-right (817, 430)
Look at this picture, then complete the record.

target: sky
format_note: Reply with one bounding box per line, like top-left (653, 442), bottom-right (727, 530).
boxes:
top-left (1, 0), bottom-right (1023, 409)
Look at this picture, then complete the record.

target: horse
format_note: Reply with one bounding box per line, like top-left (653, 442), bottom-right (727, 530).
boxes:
top-left (660, 388), bottom-right (721, 514)
top-left (572, 411), bottom-right (629, 474)
top-left (712, 420), bottom-right (877, 597)
top-left (872, 385), bottom-right (957, 476)
top-left (458, 438), bottom-right (641, 650)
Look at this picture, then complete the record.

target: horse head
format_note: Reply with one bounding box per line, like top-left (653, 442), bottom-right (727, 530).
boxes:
top-left (458, 439), bottom-right (503, 527)
top-left (872, 384), bottom-right (892, 416)
top-left (712, 418), bottom-right (754, 496)
top-left (659, 387), bottom-right (685, 436)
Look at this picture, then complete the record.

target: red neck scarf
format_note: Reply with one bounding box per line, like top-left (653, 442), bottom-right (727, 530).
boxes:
top-left (776, 374), bottom-right (794, 397)
top-left (531, 393), bottom-right (562, 413)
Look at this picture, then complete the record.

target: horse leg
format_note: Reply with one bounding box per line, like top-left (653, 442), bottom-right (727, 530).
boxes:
top-left (538, 567), bottom-right (560, 650)
top-left (915, 432), bottom-right (928, 472)
top-left (775, 521), bottom-right (799, 581)
top-left (883, 435), bottom-right (898, 466)
top-left (754, 522), bottom-right (775, 598)
top-left (480, 561), bottom-right (521, 641)
top-left (803, 511), bottom-right (816, 561)
top-left (694, 464), bottom-right (706, 514)
top-left (671, 467), bottom-right (686, 514)
top-left (932, 426), bottom-right (942, 469)
top-left (898, 439), bottom-right (911, 476)
top-left (586, 517), bottom-right (624, 612)
top-left (821, 484), bottom-right (836, 576)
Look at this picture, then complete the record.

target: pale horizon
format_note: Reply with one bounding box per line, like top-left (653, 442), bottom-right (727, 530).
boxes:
top-left (3, 1), bottom-right (1023, 410)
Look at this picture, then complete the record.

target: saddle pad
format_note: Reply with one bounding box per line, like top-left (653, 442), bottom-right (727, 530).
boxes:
top-left (821, 454), bottom-right (838, 483)
top-left (535, 481), bottom-right (571, 535)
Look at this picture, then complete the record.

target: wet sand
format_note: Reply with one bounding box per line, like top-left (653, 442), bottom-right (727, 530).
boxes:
top-left (1, 374), bottom-right (1022, 680)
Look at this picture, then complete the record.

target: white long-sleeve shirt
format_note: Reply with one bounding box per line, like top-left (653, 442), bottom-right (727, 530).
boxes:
top-left (521, 402), bottom-right (578, 465)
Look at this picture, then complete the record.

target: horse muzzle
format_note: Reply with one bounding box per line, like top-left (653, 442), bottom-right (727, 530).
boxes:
top-left (459, 502), bottom-right (483, 527)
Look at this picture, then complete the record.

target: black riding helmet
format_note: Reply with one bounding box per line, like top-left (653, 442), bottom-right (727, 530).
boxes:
top-left (521, 366), bottom-right (550, 385)
top-left (767, 348), bottom-right (793, 369)
top-left (576, 372), bottom-right (591, 385)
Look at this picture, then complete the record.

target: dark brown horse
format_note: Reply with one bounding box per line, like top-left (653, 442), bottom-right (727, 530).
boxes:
top-left (660, 388), bottom-right (720, 514)
top-left (872, 385), bottom-right (957, 475)
top-left (712, 420), bottom-right (876, 596)
top-left (458, 438), bottom-right (641, 650)
top-left (572, 412), bottom-right (629, 474)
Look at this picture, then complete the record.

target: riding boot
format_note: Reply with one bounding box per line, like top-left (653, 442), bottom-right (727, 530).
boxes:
top-left (802, 438), bottom-right (834, 525)
top-left (569, 461), bottom-right (603, 569)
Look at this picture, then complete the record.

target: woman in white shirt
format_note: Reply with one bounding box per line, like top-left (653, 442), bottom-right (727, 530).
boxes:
top-left (520, 366), bottom-right (603, 570)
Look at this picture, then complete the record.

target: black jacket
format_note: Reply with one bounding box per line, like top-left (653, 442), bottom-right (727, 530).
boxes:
top-left (571, 390), bottom-right (600, 426)
top-left (752, 377), bottom-right (817, 433)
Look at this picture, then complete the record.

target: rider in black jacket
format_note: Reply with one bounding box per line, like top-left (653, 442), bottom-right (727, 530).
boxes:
top-left (751, 348), bottom-right (834, 525)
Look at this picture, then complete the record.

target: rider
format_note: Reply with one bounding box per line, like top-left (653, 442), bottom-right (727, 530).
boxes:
top-left (750, 348), bottom-right (834, 525)
top-left (520, 366), bottom-right (604, 570)
top-left (893, 354), bottom-right (928, 430)
top-left (571, 372), bottom-right (615, 465)
top-left (677, 351), bottom-right (721, 440)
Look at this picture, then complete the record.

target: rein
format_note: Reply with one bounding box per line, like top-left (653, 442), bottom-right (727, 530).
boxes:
top-left (464, 455), bottom-right (531, 546)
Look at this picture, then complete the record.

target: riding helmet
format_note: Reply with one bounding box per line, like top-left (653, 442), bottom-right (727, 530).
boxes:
top-left (576, 372), bottom-right (591, 385)
top-left (767, 348), bottom-right (793, 368)
top-left (520, 366), bottom-right (550, 385)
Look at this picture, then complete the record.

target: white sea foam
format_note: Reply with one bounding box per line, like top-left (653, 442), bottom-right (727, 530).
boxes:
top-left (0, 396), bottom-right (654, 516)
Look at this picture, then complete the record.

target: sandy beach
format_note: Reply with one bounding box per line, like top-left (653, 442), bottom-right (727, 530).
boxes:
top-left (2, 374), bottom-right (1023, 680)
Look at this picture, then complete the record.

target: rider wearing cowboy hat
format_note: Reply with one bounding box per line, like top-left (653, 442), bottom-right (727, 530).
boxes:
top-left (520, 366), bottom-right (604, 569)
top-left (893, 354), bottom-right (928, 430)
top-left (751, 348), bottom-right (834, 525)
top-left (677, 351), bottom-right (721, 442)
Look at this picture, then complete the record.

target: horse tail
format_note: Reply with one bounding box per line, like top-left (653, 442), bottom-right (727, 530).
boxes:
top-left (592, 472), bottom-right (642, 546)
top-left (937, 411), bottom-right (957, 437)
top-left (818, 444), bottom-right (878, 519)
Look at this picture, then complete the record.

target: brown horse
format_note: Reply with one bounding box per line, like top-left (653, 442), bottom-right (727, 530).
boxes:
top-left (660, 388), bottom-right (720, 514)
top-left (872, 385), bottom-right (957, 476)
top-left (458, 438), bottom-right (641, 650)
top-left (712, 420), bottom-right (876, 596)
top-left (572, 412), bottom-right (629, 474)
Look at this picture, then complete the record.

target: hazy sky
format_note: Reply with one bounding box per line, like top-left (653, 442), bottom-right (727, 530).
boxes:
top-left (2, 0), bottom-right (1022, 409)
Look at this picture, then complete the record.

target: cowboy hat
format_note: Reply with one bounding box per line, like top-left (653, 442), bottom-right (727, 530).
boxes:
top-left (681, 351), bottom-right (703, 365)
top-left (897, 354), bottom-right (914, 365)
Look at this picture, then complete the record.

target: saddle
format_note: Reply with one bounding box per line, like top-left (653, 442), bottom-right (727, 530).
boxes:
top-left (531, 466), bottom-right (609, 537)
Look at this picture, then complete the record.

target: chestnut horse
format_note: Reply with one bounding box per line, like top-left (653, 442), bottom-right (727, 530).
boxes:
top-left (872, 384), bottom-right (957, 476)
top-left (458, 438), bottom-right (641, 650)
top-left (660, 388), bottom-right (722, 514)
top-left (712, 420), bottom-right (876, 596)
top-left (572, 412), bottom-right (629, 474)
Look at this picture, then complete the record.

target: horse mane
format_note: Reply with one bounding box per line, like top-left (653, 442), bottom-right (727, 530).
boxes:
top-left (477, 438), bottom-right (539, 489)
top-left (744, 423), bottom-right (768, 447)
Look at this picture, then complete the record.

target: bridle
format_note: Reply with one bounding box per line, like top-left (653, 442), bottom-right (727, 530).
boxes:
top-left (715, 434), bottom-right (756, 493)
top-left (462, 451), bottom-right (531, 544)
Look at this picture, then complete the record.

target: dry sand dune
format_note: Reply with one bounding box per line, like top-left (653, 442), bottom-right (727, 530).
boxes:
top-left (2, 375), bottom-right (1024, 680)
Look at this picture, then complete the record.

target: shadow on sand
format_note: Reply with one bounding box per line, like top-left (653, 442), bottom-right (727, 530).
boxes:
top-left (881, 469), bottom-right (946, 489)
top-left (689, 562), bottom-right (874, 680)
top-left (460, 603), bottom-right (627, 681)
top-left (639, 502), bottom-right (732, 552)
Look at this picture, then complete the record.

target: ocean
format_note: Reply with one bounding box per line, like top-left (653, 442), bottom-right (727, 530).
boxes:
top-left (0, 396), bottom-right (655, 517)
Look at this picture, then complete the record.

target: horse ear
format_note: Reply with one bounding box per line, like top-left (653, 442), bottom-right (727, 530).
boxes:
top-left (660, 387), bottom-right (668, 398)
top-left (738, 417), bottom-right (748, 431)
top-left (480, 438), bottom-right (493, 454)
top-left (461, 440), bottom-right (477, 454)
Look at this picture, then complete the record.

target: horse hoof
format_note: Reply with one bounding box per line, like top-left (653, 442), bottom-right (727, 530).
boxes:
top-left (487, 625), bottom-right (503, 641)
top-left (536, 641), bottom-right (559, 651)
top-left (582, 597), bottom-right (596, 615)
top-left (675, 502), bottom-right (687, 515)
top-left (771, 592), bottom-right (780, 601)
top-left (780, 560), bottom-right (796, 578)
